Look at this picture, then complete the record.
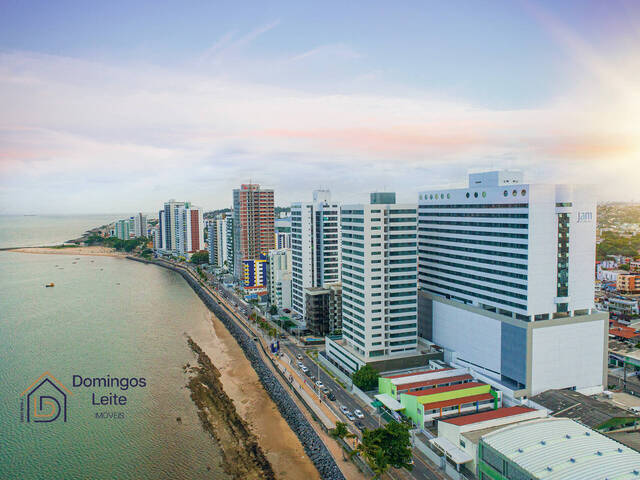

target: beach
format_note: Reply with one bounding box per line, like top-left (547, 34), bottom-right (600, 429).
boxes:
top-left (191, 310), bottom-right (321, 480)
top-left (7, 246), bottom-right (123, 257)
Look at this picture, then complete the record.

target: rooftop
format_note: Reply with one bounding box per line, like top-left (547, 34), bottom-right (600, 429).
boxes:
top-left (481, 418), bottom-right (640, 480)
top-left (398, 374), bottom-right (473, 392)
top-left (383, 367), bottom-right (451, 380)
top-left (441, 406), bottom-right (535, 426)
top-left (423, 393), bottom-right (494, 410)
top-left (530, 389), bottom-right (636, 430)
top-left (404, 381), bottom-right (486, 397)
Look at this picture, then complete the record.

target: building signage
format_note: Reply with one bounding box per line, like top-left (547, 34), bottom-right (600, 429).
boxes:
top-left (577, 211), bottom-right (593, 223)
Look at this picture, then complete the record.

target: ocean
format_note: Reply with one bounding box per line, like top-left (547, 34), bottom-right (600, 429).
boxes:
top-left (0, 217), bottom-right (228, 479)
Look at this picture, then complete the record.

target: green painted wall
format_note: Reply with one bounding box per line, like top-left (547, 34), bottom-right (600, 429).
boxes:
top-left (400, 393), bottom-right (422, 426)
top-left (378, 377), bottom-right (392, 396)
top-left (419, 384), bottom-right (490, 405)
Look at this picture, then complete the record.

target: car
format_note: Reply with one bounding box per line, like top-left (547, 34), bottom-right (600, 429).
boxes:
top-left (327, 392), bottom-right (336, 401)
top-left (354, 409), bottom-right (364, 419)
top-left (354, 421), bottom-right (365, 431)
top-left (296, 354), bottom-right (303, 360)
top-left (340, 405), bottom-right (349, 414)
top-left (283, 308), bottom-right (291, 313)
top-left (310, 375), bottom-right (316, 383)
top-left (345, 412), bottom-right (356, 421)
top-left (315, 380), bottom-right (324, 389)
top-left (322, 387), bottom-right (330, 394)
top-left (297, 362), bottom-right (303, 368)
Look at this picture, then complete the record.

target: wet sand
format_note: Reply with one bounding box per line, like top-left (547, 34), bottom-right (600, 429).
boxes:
top-left (191, 312), bottom-right (321, 480)
top-left (8, 246), bottom-right (124, 257)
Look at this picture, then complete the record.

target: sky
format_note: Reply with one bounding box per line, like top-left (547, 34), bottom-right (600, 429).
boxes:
top-left (1, 0), bottom-right (639, 214)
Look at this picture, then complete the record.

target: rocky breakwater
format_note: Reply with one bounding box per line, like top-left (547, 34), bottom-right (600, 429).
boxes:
top-left (129, 257), bottom-right (346, 480)
top-left (186, 337), bottom-right (275, 480)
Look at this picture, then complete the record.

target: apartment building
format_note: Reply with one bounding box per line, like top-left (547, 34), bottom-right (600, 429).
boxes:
top-left (290, 190), bottom-right (340, 316)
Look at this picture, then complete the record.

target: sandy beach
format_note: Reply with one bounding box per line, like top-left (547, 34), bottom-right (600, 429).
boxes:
top-left (191, 312), bottom-right (322, 480)
top-left (8, 246), bottom-right (124, 257)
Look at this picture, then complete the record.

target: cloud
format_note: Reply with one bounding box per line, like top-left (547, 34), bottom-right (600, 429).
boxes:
top-left (0, 41), bottom-right (639, 214)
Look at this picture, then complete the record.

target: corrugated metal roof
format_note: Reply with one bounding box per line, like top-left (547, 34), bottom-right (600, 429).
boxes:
top-left (383, 367), bottom-right (451, 380)
top-left (441, 406), bottom-right (535, 426)
top-left (422, 393), bottom-right (494, 410)
top-left (404, 381), bottom-right (486, 397)
top-left (481, 418), bottom-right (640, 480)
top-left (398, 374), bottom-right (473, 392)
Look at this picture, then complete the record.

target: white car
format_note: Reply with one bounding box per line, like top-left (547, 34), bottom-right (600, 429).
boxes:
top-left (345, 412), bottom-right (356, 421)
top-left (340, 405), bottom-right (349, 415)
top-left (354, 409), bottom-right (364, 419)
top-left (315, 380), bottom-right (324, 389)
top-left (297, 354), bottom-right (303, 360)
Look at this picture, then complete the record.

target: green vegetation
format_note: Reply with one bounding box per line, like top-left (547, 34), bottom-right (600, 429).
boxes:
top-left (103, 236), bottom-right (148, 252)
top-left (350, 422), bottom-right (413, 478)
top-left (330, 422), bottom-right (355, 441)
top-left (189, 250), bottom-right (210, 265)
top-left (352, 364), bottom-right (380, 391)
top-left (598, 203), bottom-right (640, 228)
top-left (269, 305), bottom-right (278, 315)
top-left (596, 232), bottom-right (640, 260)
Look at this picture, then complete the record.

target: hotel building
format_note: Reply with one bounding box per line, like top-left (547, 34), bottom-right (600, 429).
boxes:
top-left (417, 170), bottom-right (607, 397)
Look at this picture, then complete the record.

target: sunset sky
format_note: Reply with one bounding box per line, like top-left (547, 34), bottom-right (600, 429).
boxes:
top-left (1, 0), bottom-right (639, 214)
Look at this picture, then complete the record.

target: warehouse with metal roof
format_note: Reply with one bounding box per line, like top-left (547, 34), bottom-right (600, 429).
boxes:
top-left (478, 417), bottom-right (640, 480)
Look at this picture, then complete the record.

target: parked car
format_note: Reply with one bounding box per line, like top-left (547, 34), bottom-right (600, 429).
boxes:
top-left (340, 405), bottom-right (349, 414)
top-left (322, 387), bottom-right (330, 394)
top-left (297, 362), bottom-right (303, 368)
top-left (310, 375), bottom-right (316, 383)
top-left (354, 421), bottom-right (365, 431)
top-left (283, 308), bottom-right (291, 313)
top-left (354, 409), bottom-right (364, 419)
top-left (327, 392), bottom-right (336, 401)
top-left (345, 412), bottom-right (356, 421)
top-left (296, 354), bottom-right (303, 360)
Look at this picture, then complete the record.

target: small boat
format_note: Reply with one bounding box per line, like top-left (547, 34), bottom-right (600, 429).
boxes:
top-left (45, 283), bottom-right (55, 288)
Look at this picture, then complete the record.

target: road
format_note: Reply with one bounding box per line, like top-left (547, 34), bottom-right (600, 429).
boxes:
top-left (195, 267), bottom-right (445, 480)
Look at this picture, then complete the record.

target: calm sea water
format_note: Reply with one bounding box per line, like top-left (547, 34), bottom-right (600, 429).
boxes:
top-left (0, 214), bottom-right (124, 248)
top-left (0, 220), bottom-right (228, 479)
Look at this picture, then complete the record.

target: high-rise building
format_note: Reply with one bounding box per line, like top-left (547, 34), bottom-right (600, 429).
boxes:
top-left (114, 219), bottom-right (130, 240)
top-left (224, 215), bottom-right (234, 271)
top-left (325, 193), bottom-right (418, 371)
top-left (417, 170), bottom-right (607, 397)
top-left (290, 190), bottom-right (341, 316)
top-left (156, 200), bottom-right (203, 256)
top-left (275, 216), bottom-right (292, 249)
top-left (268, 248), bottom-right (292, 310)
top-left (157, 210), bottom-right (165, 249)
top-left (207, 218), bottom-right (225, 267)
top-left (133, 213), bottom-right (148, 238)
top-left (232, 184), bottom-right (275, 278)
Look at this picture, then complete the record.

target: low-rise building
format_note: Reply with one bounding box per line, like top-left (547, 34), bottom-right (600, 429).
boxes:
top-left (617, 274), bottom-right (640, 294)
top-left (478, 418), bottom-right (640, 480)
top-left (530, 388), bottom-right (639, 433)
top-left (432, 406), bottom-right (545, 474)
top-left (400, 381), bottom-right (500, 428)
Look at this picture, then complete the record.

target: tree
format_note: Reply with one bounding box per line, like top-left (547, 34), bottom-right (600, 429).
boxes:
top-left (352, 364), bottom-right (380, 391)
top-left (330, 422), bottom-right (355, 441)
top-left (351, 422), bottom-right (413, 478)
top-left (269, 304), bottom-right (278, 315)
top-left (190, 251), bottom-right (209, 265)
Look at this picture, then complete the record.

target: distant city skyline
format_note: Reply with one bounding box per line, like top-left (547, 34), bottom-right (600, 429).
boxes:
top-left (1, 0), bottom-right (640, 214)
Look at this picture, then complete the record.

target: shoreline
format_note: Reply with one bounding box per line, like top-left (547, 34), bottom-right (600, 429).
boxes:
top-left (186, 337), bottom-right (276, 480)
top-left (130, 256), bottom-right (345, 480)
top-left (5, 246), bottom-right (125, 257)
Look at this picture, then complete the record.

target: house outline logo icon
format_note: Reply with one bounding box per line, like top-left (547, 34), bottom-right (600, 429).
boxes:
top-left (20, 372), bottom-right (72, 423)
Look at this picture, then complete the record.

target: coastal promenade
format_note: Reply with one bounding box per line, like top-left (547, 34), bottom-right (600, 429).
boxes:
top-left (127, 256), bottom-right (356, 480)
